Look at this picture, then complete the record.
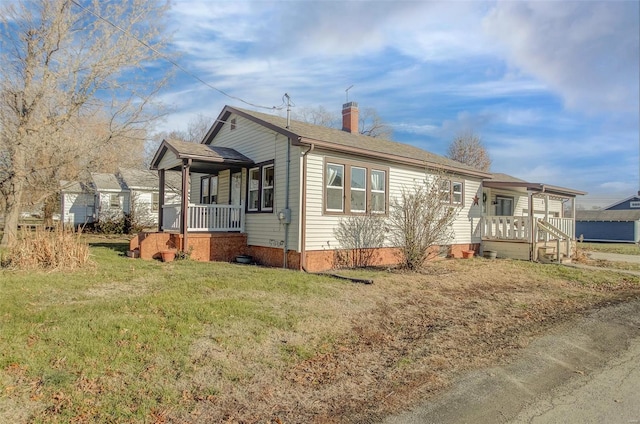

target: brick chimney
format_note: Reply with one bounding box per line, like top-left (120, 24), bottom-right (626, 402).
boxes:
top-left (342, 102), bottom-right (359, 133)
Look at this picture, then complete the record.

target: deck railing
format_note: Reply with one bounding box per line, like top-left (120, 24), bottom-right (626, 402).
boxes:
top-left (480, 216), bottom-right (575, 243)
top-left (162, 204), bottom-right (244, 232)
top-left (480, 216), bottom-right (531, 241)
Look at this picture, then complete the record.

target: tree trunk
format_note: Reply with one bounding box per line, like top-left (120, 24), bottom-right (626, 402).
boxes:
top-left (1, 180), bottom-right (24, 247)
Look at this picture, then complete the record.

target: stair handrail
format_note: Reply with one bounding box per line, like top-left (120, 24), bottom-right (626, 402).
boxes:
top-left (537, 219), bottom-right (571, 261)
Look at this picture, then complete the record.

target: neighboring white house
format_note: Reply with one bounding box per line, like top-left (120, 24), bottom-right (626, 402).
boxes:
top-left (143, 103), bottom-right (585, 270)
top-left (61, 169), bottom-right (180, 228)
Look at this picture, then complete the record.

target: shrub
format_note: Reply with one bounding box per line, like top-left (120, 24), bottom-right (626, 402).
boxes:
top-left (2, 225), bottom-right (90, 271)
top-left (388, 172), bottom-right (460, 270)
top-left (334, 213), bottom-right (386, 268)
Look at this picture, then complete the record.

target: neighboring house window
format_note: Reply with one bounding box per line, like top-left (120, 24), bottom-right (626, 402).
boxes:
top-left (109, 194), bottom-right (119, 209)
top-left (201, 175), bottom-right (218, 204)
top-left (324, 160), bottom-right (388, 215)
top-left (151, 193), bottom-right (159, 212)
top-left (247, 161), bottom-right (274, 213)
top-left (440, 179), bottom-right (464, 206)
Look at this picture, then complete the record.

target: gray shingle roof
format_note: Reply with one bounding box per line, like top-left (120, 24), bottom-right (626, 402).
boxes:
top-left (164, 138), bottom-right (253, 163)
top-left (576, 210), bottom-right (640, 222)
top-left (485, 172), bottom-right (527, 183)
top-left (91, 173), bottom-right (124, 191)
top-left (227, 107), bottom-right (489, 177)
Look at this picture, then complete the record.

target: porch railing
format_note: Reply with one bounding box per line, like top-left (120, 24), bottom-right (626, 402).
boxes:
top-left (547, 217), bottom-right (574, 239)
top-left (480, 216), bottom-right (531, 241)
top-left (162, 203), bottom-right (244, 232)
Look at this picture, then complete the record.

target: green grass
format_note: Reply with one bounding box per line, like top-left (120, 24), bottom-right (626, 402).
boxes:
top-left (0, 239), bottom-right (348, 422)
top-left (578, 241), bottom-right (640, 255)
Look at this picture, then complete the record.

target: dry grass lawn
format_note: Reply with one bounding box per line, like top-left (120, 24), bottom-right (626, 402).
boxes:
top-left (1, 241), bottom-right (639, 423)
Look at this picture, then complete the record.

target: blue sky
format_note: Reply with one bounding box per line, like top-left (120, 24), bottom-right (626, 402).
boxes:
top-left (156, 0), bottom-right (639, 208)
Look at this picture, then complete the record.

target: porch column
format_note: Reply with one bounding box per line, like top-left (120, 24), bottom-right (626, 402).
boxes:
top-left (571, 197), bottom-right (577, 240)
top-left (158, 169), bottom-right (165, 232)
top-left (181, 159), bottom-right (191, 251)
top-left (544, 194), bottom-right (550, 242)
top-left (529, 192), bottom-right (535, 260)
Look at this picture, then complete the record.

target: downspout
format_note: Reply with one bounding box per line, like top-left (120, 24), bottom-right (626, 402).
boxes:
top-left (300, 143), bottom-right (315, 271)
top-left (282, 94), bottom-right (292, 269)
top-left (158, 169), bottom-right (165, 232)
top-left (283, 135), bottom-right (290, 269)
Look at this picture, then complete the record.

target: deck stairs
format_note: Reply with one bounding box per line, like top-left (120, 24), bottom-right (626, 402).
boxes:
top-left (537, 245), bottom-right (572, 264)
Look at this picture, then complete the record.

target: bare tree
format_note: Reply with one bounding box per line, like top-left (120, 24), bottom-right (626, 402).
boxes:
top-left (0, 0), bottom-right (171, 246)
top-left (359, 107), bottom-right (393, 139)
top-left (147, 114), bottom-right (212, 166)
top-left (388, 172), bottom-right (461, 270)
top-left (293, 105), bottom-right (392, 139)
top-left (292, 106), bottom-right (338, 127)
top-left (447, 132), bottom-right (492, 171)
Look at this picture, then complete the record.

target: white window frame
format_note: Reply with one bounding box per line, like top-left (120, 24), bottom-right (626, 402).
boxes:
top-left (326, 163), bottom-right (345, 212)
top-left (350, 166), bottom-right (367, 213)
top-left (261, 164), bottom-right (274, 211)
top-left (151, 192), bottom-right (159, 212)
top-left (109, 194), bottom-right (120, 209)
top-left (248, 167), bottom-right (260, 212)
top-left (370, 169), bottom-right (386, 214)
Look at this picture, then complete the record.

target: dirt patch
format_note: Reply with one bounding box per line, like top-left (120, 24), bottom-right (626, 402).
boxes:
top-left (182, 260), bottom-right (640, 423)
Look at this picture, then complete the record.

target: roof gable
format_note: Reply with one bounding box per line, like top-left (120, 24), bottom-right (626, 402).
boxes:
top-left (91, 173), bottom-right (125, 192)
top-left (603, 195), bottom-right (640, 211)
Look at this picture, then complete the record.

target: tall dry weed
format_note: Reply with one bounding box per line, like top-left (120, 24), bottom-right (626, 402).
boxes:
top-left (3, 226), bottom-right (91, 271)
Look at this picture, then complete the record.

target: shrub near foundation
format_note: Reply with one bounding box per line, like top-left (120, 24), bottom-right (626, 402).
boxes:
top-left (2, 226), bottom-right (90, 271)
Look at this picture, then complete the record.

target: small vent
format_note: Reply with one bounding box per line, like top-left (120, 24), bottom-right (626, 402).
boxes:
top-left (230, 118), bottom-right (236, 131)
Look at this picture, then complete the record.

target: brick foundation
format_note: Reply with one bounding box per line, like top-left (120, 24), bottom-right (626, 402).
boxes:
top-left (246, 246), bottom-right (301, 269)
top-left (302, 243), bottom-right (481, 272)
top-left (130, 233), bottom-right (478, 271)
top-left (131, 232), bottom-right (247, 262)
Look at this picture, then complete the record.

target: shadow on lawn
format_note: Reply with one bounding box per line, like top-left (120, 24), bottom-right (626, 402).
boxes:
top-left (88, 242), bottom-right (130, 255)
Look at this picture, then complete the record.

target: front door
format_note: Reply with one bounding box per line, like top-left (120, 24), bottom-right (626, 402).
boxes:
top-left (496, 196), bottom-right (513, 216)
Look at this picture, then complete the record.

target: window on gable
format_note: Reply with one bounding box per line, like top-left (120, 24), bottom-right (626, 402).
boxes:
top-left (230, 118), bottom-right (236, 131)
top-left (247, 161), bottom-right (274, 213)
top-left (325, 160), bottom-right (388, 215)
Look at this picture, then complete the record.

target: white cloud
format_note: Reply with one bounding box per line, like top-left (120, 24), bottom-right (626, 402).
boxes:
top-left (483, 1), bottom-right (640, 114)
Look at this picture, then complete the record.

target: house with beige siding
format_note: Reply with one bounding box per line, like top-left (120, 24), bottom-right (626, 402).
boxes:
top-left (137, 103), bottom-right (584, 270)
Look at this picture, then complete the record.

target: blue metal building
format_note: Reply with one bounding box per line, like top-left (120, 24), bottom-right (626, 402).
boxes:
top-left (575, 195), bottom-right (640, 243)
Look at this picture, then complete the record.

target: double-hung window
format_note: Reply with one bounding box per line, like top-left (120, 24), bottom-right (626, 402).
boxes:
top-left (326, 164), bottom-right (344, 212)
top-left (151, 193), bottom-right (159, 212)
top-left (247, 161), bottom-right (275, 213)
top-left (261, 164), bottom-right (274, 211)
top-left (325, 160), bottom-right (387, 215)
top-left (370, 170), bottom-right (386, 213)
top-left (440, 179), bottom-right (464, 206)
top-left (350, 167), bottom-right (366, 213)
top-left (200, 175), bottom-right (218, 204)
top-left (109, 194), bottom-right (120, 209)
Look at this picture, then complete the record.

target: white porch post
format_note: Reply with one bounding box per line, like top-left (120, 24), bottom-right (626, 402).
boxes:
top-left (571, 197), bottom-right (577, 240)
top-left (158, 169), bottom-right (165, 232)
top-left (180, 159), bottom-right (191, 251)
top-left (529, 192), bottom-right (534, 260)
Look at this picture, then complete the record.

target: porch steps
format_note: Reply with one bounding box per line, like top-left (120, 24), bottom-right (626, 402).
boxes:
top-left (538, 246), bottom-right (572, 264)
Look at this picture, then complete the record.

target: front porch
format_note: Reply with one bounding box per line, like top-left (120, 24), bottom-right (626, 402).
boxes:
top-left (161, 203), bottom-right (244, 233)
top-left (478, 215), bottom-right (576, 262)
